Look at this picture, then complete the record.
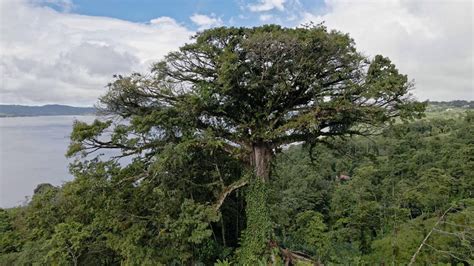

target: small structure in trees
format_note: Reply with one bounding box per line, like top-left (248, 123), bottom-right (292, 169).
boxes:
top-left (338, 174), bottom-right (351, 181)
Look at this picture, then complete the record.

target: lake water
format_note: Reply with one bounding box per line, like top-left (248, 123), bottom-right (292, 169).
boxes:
top-left (0, 115), bottom-right (97, 208)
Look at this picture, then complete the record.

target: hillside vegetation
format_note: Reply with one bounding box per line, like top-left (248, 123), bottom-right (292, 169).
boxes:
top-left (0, 104), bottom-right (472, 265)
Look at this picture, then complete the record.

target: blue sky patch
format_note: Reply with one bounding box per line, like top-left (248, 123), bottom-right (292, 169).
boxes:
top-left (45, 0), bottom-right (326, 29)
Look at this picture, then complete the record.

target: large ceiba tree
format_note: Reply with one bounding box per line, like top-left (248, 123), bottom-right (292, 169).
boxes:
top-left (68, 24), bottom-right (424, 261)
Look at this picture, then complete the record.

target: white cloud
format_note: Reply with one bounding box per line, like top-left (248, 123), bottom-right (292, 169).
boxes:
top-left (190, 13), bottom-right (223, 30)
top-left (301, 0), bottom-right (473, 101)
top-left (259, 14), bottom-right (274, 21)
top-left (249, 0), bottom-right (286, 12)
top-left (0, 0), bottom-right (193, 105)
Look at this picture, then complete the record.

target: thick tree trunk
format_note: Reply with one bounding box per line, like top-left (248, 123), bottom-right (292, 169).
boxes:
top-left (252, 143), bottom-right (272, 182)
top-left (240, 143), bottom-right (274, 263)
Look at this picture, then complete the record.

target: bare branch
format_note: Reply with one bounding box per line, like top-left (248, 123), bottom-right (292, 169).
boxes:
top-left (425, 243), bottom-right (470, 263)
top-left (213, 178), bottom-right (248, 211)
top-left (408, 206), bottom-right (454, 266)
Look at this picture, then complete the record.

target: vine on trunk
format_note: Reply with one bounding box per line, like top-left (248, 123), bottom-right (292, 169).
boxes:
top-left (237, 179), bottom-right (273, 264)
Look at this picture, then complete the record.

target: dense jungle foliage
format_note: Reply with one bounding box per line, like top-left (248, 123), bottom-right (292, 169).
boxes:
top-left (1, 24), bottom-right (472, 265)
top-left (1, 105), bottom-right (472, 265)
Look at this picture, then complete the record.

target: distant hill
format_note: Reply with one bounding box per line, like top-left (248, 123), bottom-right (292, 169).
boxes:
top-left (428, 100), bottom-right (473, 109)
top-left (0, 104), bottom-right (96, 117)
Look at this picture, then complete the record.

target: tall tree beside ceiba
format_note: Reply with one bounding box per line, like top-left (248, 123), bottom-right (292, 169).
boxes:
top-left (68, 24), bottom-right (425, 260)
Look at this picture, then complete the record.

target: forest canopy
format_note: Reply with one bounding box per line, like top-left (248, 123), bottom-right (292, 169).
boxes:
top-left (1, 25), bottom-right (472, 265)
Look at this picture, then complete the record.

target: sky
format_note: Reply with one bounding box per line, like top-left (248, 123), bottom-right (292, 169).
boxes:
top-left (0, 0), bottom-right (472, 106)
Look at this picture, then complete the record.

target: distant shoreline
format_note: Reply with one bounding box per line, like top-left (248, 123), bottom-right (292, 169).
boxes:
top-left (0, 104), bottom-right (96, 117)
top-left (0, 114), bottom-right (97, 118)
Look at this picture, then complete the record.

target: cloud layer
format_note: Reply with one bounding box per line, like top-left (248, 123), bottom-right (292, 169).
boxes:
top-left (301, 0), bottom-right (473, 101)
top-left (248, 0), bottom-right (286, 12)
top-left (0, 0), bottom-right (192, 105)
top-left (190, 14), bottom-right (223, 30)
top-left (0, 0), bottom-right (472, 105)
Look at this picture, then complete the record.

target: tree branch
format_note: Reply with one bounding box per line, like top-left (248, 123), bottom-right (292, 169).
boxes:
top-left (408, 206), bottom-right (454, 266)
top-left (424, 243), bottom-right (469, 263)
top-left (213, 178), bottom-right (248, 211)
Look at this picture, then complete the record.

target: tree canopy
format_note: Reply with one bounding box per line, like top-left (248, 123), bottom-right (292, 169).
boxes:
top-left (68, 24), bottom-right (424, 182)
